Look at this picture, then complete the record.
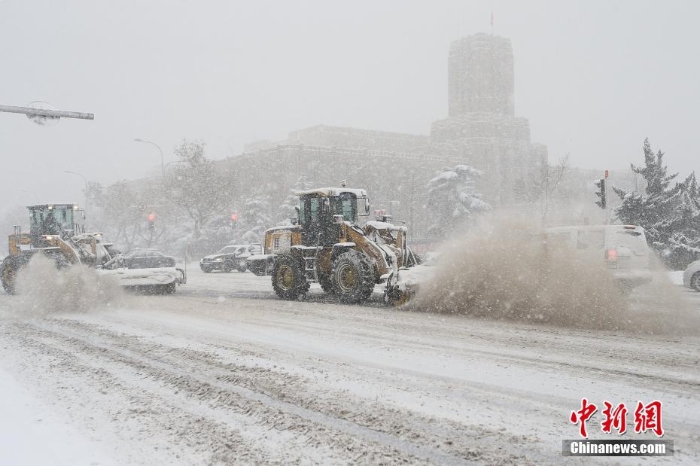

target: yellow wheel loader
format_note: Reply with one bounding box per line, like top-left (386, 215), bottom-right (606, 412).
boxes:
top-left (1, 204), bottom-right (185, 295)
top-left (246, 187), bottom-right (420, 305)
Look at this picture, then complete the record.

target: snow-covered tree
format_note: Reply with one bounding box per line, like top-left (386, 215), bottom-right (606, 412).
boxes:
top-left (163, 140), bottom-right (236, 242)
top-left (611, 138), bottom-right (700, 268)
top-left (277, 175), bottom-right (314, 225)
top-left (197, 215), bottom-right (237, 254)
top-left (664, 172), bottom-right (700, 268)
top-left (235, 197), bottom-right (271, 244)
top-left (426, 165), bottom-right (491, 238)
top-left (89, 181), bottom-right (167, 251)
top-left (518, 154), bottom-right (570, 224)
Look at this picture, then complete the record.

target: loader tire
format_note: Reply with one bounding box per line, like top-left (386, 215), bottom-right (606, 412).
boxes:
top-left (1, 257), bottom-right (18, 295)
top-left (318, 273), bottom-right (335, 295)
top-left (272, 255), bottom-right (308, 300)
top-left (331, 250), bottom-right (375, 304)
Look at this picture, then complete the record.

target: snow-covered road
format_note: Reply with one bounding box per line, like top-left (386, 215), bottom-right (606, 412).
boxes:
top-left (0, 266), bottom-right (699, 465)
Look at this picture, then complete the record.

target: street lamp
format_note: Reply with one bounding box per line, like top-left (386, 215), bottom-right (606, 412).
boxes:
top-left (64, 170), bottom-right (89, 216)
top-left (134, 138), bottom-right (164, 176)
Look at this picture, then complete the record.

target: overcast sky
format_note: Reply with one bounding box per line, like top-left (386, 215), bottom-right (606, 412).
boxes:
top-left (1, 0), bottom-right (698, 216)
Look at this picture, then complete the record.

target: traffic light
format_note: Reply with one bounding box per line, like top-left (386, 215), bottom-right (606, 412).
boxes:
top-left (230, 213), bottom-right (238, 229)
top-left (147, 212), bottom-right (156, 231)
top-left (594, 179), bottom-right (606, 209)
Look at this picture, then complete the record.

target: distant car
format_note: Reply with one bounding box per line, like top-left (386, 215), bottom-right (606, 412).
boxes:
top-left (122, 249), bottom-right (176, 269)
top-left (544, 224), bottom-right (653, 293)
top-left (200, 243), bottom-right (262, 273)
top-left (683, 260), bottom-right (700, 291)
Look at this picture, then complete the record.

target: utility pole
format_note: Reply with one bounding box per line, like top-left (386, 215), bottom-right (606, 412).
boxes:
top-left (409, 172), bottom-right (415, 239)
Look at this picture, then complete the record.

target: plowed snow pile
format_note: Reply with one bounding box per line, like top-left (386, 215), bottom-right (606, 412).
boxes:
top-left (14, 254), bottom-right (124, 316)
top-left (406, 219), bottom-right (700, 334)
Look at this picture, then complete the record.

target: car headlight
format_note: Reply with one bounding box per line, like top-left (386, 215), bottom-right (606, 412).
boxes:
top-left (214, 258), bottom-right (223, 262)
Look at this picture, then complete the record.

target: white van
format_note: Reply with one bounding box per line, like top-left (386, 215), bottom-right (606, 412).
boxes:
top-left (544, 225), bottom-right (653, 292)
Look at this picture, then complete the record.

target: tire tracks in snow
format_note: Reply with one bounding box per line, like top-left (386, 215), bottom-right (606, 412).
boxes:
top-left (2, 318), bottom-right (538, 465)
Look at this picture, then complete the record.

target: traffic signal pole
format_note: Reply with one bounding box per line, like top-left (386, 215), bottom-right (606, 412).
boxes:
top-left (0, 104), bottom-right (94, 120)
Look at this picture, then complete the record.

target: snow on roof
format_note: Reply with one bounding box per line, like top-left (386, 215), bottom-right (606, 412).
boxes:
top-left (364, 220), bottom-right (407, 232)
top-left (294, 187), bottom-right (367, 197)
top-left (265, 225), bottom-right (300, 232)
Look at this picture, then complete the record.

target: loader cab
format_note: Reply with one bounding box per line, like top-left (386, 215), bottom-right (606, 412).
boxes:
top-left (297, 188), bottom-right (370, 247)
top-left (28, 204), bottom-right (83, 239)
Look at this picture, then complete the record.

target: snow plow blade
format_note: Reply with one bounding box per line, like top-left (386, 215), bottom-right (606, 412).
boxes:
top-left (97, 267), bottom-right (186, 294)
top-left (383, 262), bottom-right (436, 307)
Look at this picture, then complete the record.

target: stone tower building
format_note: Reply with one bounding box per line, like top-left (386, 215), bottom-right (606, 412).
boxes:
top-left (448, 33), bottom-right (515, 117)
top-left (432, 33), bottom-right (547, 206)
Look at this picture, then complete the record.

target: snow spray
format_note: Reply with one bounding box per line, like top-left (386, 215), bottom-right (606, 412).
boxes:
top-left (405, 217), bottom-right (700, 334)
top-left (13, 254), bottom-right (124, 315)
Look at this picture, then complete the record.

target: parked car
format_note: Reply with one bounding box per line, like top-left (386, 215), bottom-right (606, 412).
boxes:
top-left (122, 249), bottom-right (176, 269)
top-left (683, 260), bottom-right (700, 291)
top-left (544, 224), bottom-right (653, 293)
top-left (200, 243), bottom-right (262, 273)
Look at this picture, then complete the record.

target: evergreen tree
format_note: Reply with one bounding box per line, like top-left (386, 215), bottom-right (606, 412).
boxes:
top-left (235, 197), bottom-right (271, 244)
top-left (611, 138), bottom-right (700, 268)
top-left (426, 165), bottom-right (491, 238)
top-left (613, 139), bottom-right (679, 251)
top-left (665, 172), bottom-right (700, 268)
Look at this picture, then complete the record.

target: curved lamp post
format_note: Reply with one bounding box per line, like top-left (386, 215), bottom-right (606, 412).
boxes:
top-left (64, 170), bottom-right (89, 216)
top-left (134, 138), bottom-right (164, 177)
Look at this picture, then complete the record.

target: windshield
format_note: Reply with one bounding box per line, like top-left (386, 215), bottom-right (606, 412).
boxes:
top-left (28, 205), bottom-right (75, 234)
top-left (331, 193), bottom-right (357, 222)
top-left (300, 197), bottom-right (322, 225)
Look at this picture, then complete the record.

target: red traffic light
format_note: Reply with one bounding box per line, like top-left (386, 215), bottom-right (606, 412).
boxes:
top-left (230, 213), bottom-right (238, 222)
top-left (147, 213), bottom-right (156, 222)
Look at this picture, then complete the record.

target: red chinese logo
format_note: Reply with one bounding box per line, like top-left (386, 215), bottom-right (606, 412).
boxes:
top-left (570, 399), bottom-right (664, 438)
top-left (634, 400), bottom-right (664, 437)
top-left (601, 401), bottom-right (628, 434)
top-left (570, 398), bottom-right (598, 438)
